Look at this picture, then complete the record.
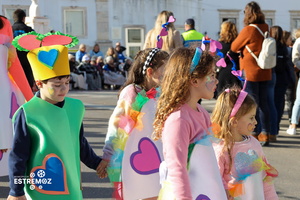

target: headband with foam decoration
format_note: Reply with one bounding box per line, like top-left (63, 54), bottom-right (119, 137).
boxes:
top-left (190, 36), bottom-right (225, 73)
top-left (156, 15), bottom-right (176, 49)
top-left (12, 31), bottom-right (78, 80)
top-left (141, 16), bottom-right (176, 75)
top-left (225, 53), bottom-right (247, 118)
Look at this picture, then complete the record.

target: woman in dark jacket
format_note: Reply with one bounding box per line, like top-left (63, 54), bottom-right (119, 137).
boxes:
top-left (216, 21), bottom-right (241, 97)
top-left (270, 26), bottom-right (289, 141)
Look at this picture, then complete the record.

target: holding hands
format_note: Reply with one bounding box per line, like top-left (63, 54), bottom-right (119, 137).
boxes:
top-left (96, 159), bottom-right (109, 179)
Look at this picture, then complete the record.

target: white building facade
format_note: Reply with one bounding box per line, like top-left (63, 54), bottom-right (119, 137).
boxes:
top-left (1, 0), bottom-right (300, 58)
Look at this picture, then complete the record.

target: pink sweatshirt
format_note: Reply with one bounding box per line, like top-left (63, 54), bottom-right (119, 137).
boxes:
top-left (213, 136), bottom-right (278, 200)
top-left (162, 103), bottom-right (211, 199)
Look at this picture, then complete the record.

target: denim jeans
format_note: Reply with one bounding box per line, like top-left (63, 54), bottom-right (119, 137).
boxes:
top-left (274, 75), bottom-right (288, 132)
top-left (246, 80), bottom-right (270, 134)
top-left (291, 80), bottom-right (300, 125)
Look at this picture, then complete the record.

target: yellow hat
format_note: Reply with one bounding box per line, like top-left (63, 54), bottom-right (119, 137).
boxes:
top-left (12, 31), bottom-right (79, 80)
top-left (27, 45), bottom-right (70, 80)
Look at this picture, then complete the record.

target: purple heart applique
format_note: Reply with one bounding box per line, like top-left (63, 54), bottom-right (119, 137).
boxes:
top-left (159, 28), bottom-right (168, 36)
top-left (37, 49), bottom-right (59, 69)
top-left (0, 151), bottom-right (3, 161)
top-left (216, 58), bottom-right (226, 67)
top-left (10, 92), bottom-right (20, 119)
top-left (130, 137), bottom-right (161, 175)
top-left (196, 194), bottom-right (211, 200)
top-left (156, 38), bottom-right (163, 49)
top-left (30, 154), bottom-right (69, 194)
top-left (168, 16), bottom-right (176, 23)
top-left (231, 70), bottom-right (242, 77)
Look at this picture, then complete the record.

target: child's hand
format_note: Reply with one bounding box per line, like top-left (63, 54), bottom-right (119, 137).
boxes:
top-left (96, 160), bottom-right (109, 179)
top-left (7, 195), bottom-right (27, 200)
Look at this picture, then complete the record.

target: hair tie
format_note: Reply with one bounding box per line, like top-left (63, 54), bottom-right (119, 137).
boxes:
top-left (142, 48), bottom-right (160, 75)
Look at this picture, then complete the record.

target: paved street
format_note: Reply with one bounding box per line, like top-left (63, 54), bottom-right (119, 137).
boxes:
top-left (0, 90), bottom-right (299, 200)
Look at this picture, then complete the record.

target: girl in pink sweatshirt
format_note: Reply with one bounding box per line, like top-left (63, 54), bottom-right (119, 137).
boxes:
top-left (153, 47), bottom-right (227, 200)
top-left (211, 86), bottom-right (279, 200)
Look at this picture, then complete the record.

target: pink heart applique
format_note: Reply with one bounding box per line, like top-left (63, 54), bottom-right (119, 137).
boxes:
top-left (209, 41), bottom-right (218, 52)
top-left (216, 58), bottom-right (226, 67)
top-left (130, 137), bottom-right (161, 175)
top-left (213, 40), bottom-right (223, 50)
top-left (168, 16), bottom-right (176, 23)
top-left (232, 70), bottom-right (242, 77)
top-left (0, 151), bottom-right (3, 161)
top-left (156, 38), bottom-right (163, 49)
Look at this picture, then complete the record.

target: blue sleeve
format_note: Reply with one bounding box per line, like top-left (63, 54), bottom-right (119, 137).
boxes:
top-left (80, 124), bottom-right (102, 170)
top-left (75, 51), bottom-right (81, 62)
top-left (103, 64), bottom-right (109, 71)
top-left (8, 108), bottom-right (31, 197)
top-left (99, 51), bottom-right (104, 58)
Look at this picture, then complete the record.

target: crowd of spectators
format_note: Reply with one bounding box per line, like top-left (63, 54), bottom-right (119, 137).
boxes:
top-left (70, 42), bottom-right (130, 90)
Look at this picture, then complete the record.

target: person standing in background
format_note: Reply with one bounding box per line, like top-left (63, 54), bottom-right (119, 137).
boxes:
top-left (231, 1), bottom-right (271, 146)
top-left (181, 18), bottom-right (204, 48)
top-left (286, 28), bottom-right (300, 135)
top-left (143, 10), bottom-right (182, 53)
top-left (270, 25), bottom-right (289, 142)
top-left (283, 31), bottom-right (296, 123)
top-left (216, 21), bottom-right (241, 96)
top-left (12, 9), bottom-right (35, 91)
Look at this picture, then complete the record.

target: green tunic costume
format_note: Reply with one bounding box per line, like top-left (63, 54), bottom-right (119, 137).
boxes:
top-left (13, 95), bottom-right (85, 200)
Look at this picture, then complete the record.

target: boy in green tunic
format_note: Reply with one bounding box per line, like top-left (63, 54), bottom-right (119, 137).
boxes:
top-left (7, 32), bottom-right (104, 200)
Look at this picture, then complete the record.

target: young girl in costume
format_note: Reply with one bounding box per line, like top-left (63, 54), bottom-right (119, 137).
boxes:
top-left (0, 15), bottom-right (33, 176)
top-left (211, 86), bottom-right (278, 199)
top-left (98, 48), bottom-right (169, 200)
top-left (153, 47), bottom-right (227, 200)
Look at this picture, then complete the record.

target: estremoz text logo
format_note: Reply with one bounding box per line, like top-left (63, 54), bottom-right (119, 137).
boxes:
top-left (14, 169), bottom-right (52, 190)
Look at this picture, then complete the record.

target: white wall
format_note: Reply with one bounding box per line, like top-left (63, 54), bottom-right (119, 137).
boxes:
top-left (1, 0), bottom-right (300, 50)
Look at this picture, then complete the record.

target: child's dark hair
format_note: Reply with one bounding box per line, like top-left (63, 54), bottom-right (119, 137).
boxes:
top-left (41, 75), bottom-right (70, 84)
top-left (211, 85), bottom-right (257, 172)
top-left (120, 48), bottom-right (169, 92)
top-left (13, 9), bottom-right (26, 22)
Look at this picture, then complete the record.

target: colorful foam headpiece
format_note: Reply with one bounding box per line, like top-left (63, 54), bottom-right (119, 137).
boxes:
top-left (225, 53), bottom-right (247, 118)
top-left (12, 31), bottom-right (78, 80)
top-left (156, 16), bottom-right (176, 49)
top-left (141, 16), bottom-right (177, 75)
top-left (190, 36), bottom-right (225, 73)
